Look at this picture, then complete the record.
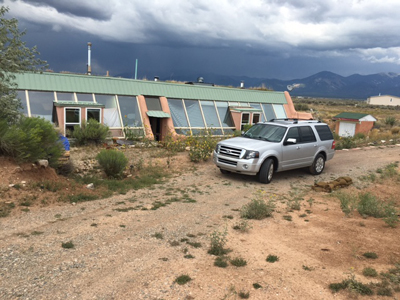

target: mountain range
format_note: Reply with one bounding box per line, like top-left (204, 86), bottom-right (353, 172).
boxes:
top-left (168, 71), bottom-right (400, 100)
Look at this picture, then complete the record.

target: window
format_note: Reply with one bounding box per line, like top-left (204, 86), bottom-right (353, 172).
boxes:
top-left (28, 91), bottom-right (54, 121)
top-left (241, 113), bottom-right (250, 130)
top-left (299, 126), bottom-right (316, 143)
top-left (273, 105), bottom-right (287, 119)
top-left (65, 108), bottom-right (81, 136)
top-left (315, 125), bottom-right (333, 141)
top-left (185, 100), bottom-right (204, 127)
top-left (285, 127), bottom-right (300, 141)
top-left (168, 98), bottom-right (189, 127)
top-left (77, 93), bottom-right (94, 102)
top-left (16, 90), bottom-right (28, 115)
top-left (252, 113), bottom-right (260, 124)
top-left (95, 94), bottom-right (121, 128)
top-left (87, 108), bottom-right (101, 122)
top-left (249, 103), bottom-right (265, 122)
top-left (262, 104), bottom-right (276, 121)
top-left (200, 101), bottom-right (221, 128)
top-left (57, 92), bottom-right (75, 101)
top-left (118, 96), bottom-right (142, 127)
top-left (145, 96), bottom-right (162, 111)
top-left (215, 102), bottom-right (234, 128)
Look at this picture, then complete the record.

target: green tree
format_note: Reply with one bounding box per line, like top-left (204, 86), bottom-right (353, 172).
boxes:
top-left (0, 6), bottom-right (47, 123)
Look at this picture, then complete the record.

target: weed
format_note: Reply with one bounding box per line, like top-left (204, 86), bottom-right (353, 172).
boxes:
top-left (238, 291), bottom-right (250, 299)
top-left (0, 202), bottom-right (15, 218)
top-left (363, 267), bottom-right (378, 277)
top-left (187, 241), bottom-right (202, 248)
top-left (253, 283), bottom-right (262, 289)
top-left (31, 231), bottom-right (44, 236)
top-left (329, 271), bottom-right (373, 296)
top-left (175, 274), bottom-right (192, 285)
top-left (223, 215), bottom-right (234, 219)
top-left (184, 254), bottom-right (195, 259)
top-left (214, 256), bottom-right (228, 268)
top-left (61, 241), bottom-right (74, 249)
top-left (377, 287), bottom-right (393, 296)
top-left (208, 227), bottom-right (229, 256)
top-left (283, 215), bottom-right (292, 221)
top-left (358, 192), bottom-right (385, 218)
top-left (240, 191), bottom-right (275, 220)
top-left (302, 265), bottom-right (313, 271)
top-left (114, 207), bottom-right (135, 212)
top-left (266, 255), bottom-right (279, 263)
top-left (119, 224), bottom-right (126, 228)
top-left (336, 191), bottom-right (357, 216)
top-left (307, 198), bottom-right (314, 207)
top-left (383, 202), bottom-right (399, 228)
top-left (232, 220), bottom-right (252, 233)
top-left (299, 213), bottom-right (307, 218)
top-left (152, 232), bottom-right (164, 240)
top-left (230, 257), bottom-right (247, 267)
top-left (363, 252), bottom-right (378, 259)
top-left (21, 208), bottom-right (30, 212)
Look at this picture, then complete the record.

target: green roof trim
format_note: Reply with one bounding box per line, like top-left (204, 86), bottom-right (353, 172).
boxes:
top-left (54, 101), bottom-right (104, 107)
top-left (146, 111), bottom-right (171, 118)
top-left (230, 106), bottom-right (262, 112)
top-left (333, 112), bottom-right (369, 120)
top-left (14, 72), bottom-right (287, 104)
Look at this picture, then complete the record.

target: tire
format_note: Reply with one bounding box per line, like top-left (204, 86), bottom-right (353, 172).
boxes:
top-left (309, 153), bottom-right (325, 175)
top-left (259, 158), bottom-right (274, 184)
top-left (220, 169), bottom-right (230, 175)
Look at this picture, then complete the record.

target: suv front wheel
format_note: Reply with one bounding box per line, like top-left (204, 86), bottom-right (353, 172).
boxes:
top-left (309, 153), bottom-right (325, 175)
top-left (259, 158), bottom-right (274, 184)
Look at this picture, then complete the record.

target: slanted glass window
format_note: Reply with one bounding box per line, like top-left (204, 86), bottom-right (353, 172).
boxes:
top-left (262, 104), bottom-right (276, 121)
top-left (57, 92), bottom-right (75, 101)
top-left (145, 96), bottom-right (162, 111)
top-left (200, 101), bottom-right (221, 128)
top-left (215, 102), bottom-right (234, 128)
top-left (95, 94), bottom-right (121, 127)
top-left (28, 91), bottom-right (54, 121)
top-left (184, 100), bottom-right (204, 127)
top-left (249, 103), bottom-right (265, 122)
top-left (273, 104), bottom-right (287, 119)
top-left (16, 90), bottom-right (28, 115)
top-left (87, 108), bottom-right (101, 122)
top-left (118, 96), bottom-right (142, 127)
top-left (77, 93), bottom-right (94, 102)
top-left (65, 108), bottom-right (81, 136)
top-left (167, 98), bottom-right (189, 127)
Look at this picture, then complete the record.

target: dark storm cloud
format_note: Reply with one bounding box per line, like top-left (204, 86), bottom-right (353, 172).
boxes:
top-left (21, 0), bottom-right (112, 20)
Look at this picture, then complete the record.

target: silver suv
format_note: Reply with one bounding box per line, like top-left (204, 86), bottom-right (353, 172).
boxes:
top-left (213, 119), bottom-right (335, 183)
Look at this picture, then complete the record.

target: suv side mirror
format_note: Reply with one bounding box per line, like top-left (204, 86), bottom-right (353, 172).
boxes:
top-left (284, 138), bottom-right (297, 145)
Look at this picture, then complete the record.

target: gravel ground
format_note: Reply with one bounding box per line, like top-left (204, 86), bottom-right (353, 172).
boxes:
top-left (1, 145), bottom-right (400, 300)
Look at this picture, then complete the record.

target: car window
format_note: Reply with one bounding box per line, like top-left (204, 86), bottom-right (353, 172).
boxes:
top-left (299, 126), bottom-right (317, 143)
top-left (285, 127), bottom-right (300, 141)
top-left (315, 125), bottom-right (334, 141)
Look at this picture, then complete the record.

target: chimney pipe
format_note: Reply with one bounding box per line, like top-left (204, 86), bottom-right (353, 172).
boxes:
top-left (87, 42), bottom-right (92, 75)
top-left (154, 76), bottom-right (159, 81)
top-left (240, 80), bottom-right (245, 89)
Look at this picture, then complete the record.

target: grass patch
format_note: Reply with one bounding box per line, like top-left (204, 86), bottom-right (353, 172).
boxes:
top-left (230, 257), bottom-right (247, 267)
top-left (266, 254), bottom-right (279, 263)
top-left (61, 241), bottom-right (75, 249)
top-left (175, 274), bottom-right (192, 285)
top-left (240, 193), bottom-right (275, 220)
top-left (363, 252), bottom-right (378, 259)
top-left (363, 267), bottom-right (378, 277)
top-left (214, 256), bottom-right (228, 268)
top-left (152, 232), bottom-right (164, 240)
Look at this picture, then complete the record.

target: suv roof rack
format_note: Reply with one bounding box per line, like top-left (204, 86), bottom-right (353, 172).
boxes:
top-left (269, 118), bottom-right (320, 124)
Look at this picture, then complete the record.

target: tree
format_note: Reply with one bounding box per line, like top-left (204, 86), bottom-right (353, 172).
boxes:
top-left (0, 6), bottom-right (47, 123)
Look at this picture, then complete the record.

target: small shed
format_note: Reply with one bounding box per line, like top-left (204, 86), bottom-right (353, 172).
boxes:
top-left (333, 112), bottom-right (376, 137)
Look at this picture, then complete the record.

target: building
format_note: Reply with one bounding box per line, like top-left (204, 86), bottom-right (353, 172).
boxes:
top-left (332, 112), bottom-right (376, 137)
top-left (367, 95), bottom-right (400, 106)
top-left (14, 72), bottom-right (311, 141)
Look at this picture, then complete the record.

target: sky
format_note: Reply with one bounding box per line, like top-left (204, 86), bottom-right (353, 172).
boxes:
top-left (3, 0), bottom-right (400, 82)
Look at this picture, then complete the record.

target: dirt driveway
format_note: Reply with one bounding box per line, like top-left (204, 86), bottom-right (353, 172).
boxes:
top-left (1, 145), bottom-right (400, 299)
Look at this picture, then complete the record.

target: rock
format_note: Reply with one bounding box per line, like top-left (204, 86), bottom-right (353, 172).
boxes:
top-left (86, 183), bottom-right (94, 189)
top-left (36, 160), bottom-right (49, 168)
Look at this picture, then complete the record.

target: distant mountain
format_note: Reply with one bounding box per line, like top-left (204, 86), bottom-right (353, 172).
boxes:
top-left (116, 71), bottom-right (400, 100)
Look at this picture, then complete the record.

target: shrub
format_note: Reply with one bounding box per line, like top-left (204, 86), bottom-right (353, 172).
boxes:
top-left (230, 257), bottom-right (247, 267)
top-left (0, 117), bottom-right (63, 167)
top-left (385, 116), bottom-right (396, 127)
top-left (187, 131), bottom-right (218, 162)
top-left (363, 267), bottom-right (378, 277)
top-left (208, 227), bottom-right (229, 256)
top-left (266, 254), bottom-right (279, 263)
top-left (357, 193), bottom-right (385, 218)
top-left (391, 126), bottom-right (400, 134)
top-left (72, 119), bottom-right (109, 145)
top-left (214, 256), bottom-right (228, 268)
top-left (363, 252), bottom-right (378, 259)
top-left (96, 149), bottom-right (128, 178)
top-left (240, 193), bottom-right (275, 220)
top-left (174, 275), bottom-right (192, 285)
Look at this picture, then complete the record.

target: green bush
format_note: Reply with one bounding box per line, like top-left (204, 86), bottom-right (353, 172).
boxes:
top-left (187, 131), bottom-right (218, 162)
top-left (385, 116), bottom-right (396, 127)
top-left (241, 198), bottom-right (275, 220)
top-left (0, 117), bottom-right (63, 167)
top-left (96, 149), bottom-right (128, 178)
top-left (72, 119), bottom-right (109, 145)
top-left (357, 192), bottom-right (385, 218)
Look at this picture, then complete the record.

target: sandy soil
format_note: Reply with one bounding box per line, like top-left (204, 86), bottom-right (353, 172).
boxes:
top-left (1, 145), bottom-right (400, 300)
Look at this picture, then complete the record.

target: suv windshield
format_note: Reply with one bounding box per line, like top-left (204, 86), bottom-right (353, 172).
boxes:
top-left (243, 124), bottom-right (287, 142)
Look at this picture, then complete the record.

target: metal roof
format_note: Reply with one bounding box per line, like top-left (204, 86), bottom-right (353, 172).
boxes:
top-left (146, 111), bottom-right (171, 118)
top-left (14, 72), bottom-right (287, 104)
top-left (333, 112), bottom-right (369, 120)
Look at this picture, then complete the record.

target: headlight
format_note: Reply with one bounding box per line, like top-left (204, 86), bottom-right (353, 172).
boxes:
top-left (215, 144), bottom-right (221, 153)
top-left (241, 150), bottom-right (259, 159)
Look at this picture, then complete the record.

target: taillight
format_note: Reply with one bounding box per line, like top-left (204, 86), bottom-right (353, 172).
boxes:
top-left (331, 141), bottom-right (336, 149)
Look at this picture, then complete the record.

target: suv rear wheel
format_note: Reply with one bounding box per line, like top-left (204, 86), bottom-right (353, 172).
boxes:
top-left (259, 158), bottom-right (274, 184)
top-left (309, 153), bottom-right (325, 175)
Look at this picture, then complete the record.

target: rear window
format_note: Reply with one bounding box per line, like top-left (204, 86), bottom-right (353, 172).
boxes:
top-left (315, 125), bottom-right (334, 141)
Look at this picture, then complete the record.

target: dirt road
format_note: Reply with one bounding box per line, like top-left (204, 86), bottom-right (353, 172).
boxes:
top-left (1, 145), bottom-right (400, 299)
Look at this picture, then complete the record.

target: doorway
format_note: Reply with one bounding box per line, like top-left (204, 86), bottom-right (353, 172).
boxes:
top-left (149, 117), bottom-right (161, 141)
